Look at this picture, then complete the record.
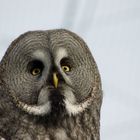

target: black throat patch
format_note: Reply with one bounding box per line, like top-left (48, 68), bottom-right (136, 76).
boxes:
top-left (49, 89), bottom-right (65, 116)
top-left (38, 89), bottom-right (67, 126)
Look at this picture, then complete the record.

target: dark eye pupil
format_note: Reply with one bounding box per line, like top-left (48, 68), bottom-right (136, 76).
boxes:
top-left (34, 69), bottom-right (40, 74)
top-left (64, 67), bottom-right (67, 70)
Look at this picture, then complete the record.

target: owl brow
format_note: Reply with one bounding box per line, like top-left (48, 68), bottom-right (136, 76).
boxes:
top-left (60, 57), bottom-right (72, 66)
top-left (55, 47), bottom-right (68, 63)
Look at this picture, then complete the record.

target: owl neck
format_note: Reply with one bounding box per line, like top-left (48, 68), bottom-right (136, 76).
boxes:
top-left (0, 92), bottom-right (101, 140)
top-left (62, 104), bottom-right (101, 140)
top-left (39, 102), bottom-right (101, 140)
top-left (0, 104), bottom-right (101, 140)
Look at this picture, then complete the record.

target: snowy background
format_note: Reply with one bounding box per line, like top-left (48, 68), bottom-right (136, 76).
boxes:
top-left (0, 0), bottom-right (140, 139)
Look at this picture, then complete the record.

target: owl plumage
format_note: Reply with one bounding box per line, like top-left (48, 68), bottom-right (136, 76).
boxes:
top-left (0, 29), bottom-right (102, 140)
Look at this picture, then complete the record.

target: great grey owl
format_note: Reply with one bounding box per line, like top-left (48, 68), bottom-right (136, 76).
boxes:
top-left (0, 29), bottom-right (102, 140)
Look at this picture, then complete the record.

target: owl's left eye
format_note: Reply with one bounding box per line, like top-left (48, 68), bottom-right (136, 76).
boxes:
top-left (62, 65), bottom-right (70, 72)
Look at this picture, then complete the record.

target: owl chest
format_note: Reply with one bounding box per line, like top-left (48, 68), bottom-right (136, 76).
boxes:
top-left (42, 128), bottom-right (88, 140)
top-left (3, 118), bottom-right (92, 140)
top-left (47, 128), bottom-right (70, 140)
top-left (11, 126), bottom-right (69, 140)
top-left (27, 127), bottom-right (70, 140)
top-left (31, 124), bottom-right (87, 140)
top-left (45, 125), bottom-right (91, 140)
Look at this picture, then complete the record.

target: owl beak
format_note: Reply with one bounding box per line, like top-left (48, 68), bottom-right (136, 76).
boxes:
top-left (53, 73), bottom-right (58, 88)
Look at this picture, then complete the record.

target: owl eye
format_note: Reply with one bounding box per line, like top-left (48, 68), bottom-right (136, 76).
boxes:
top-left (62, 65), bottom-right (70, 72)
top-left (28, 60), bottom-right (44, 76)
top-left (31, 68), bottom-right (41, 76)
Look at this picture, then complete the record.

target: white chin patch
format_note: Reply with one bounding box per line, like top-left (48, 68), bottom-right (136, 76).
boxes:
top-left (64, 98), bottom-right (92, 116)
top-left (11, 87), bottom-right (51, 116)
top-left (63, 89), bottom-right (93, 116)
top-left (15, 87), bottom-right (93, 116)
top-left (17, 100), bottom-right (51, 116)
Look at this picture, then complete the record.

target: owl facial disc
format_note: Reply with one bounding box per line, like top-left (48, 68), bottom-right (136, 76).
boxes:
top-left (0, 29), bottom-right (101, 119)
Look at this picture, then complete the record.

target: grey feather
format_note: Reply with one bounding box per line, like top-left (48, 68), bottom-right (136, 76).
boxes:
top-left (0, 29), bottom-right (102, 140)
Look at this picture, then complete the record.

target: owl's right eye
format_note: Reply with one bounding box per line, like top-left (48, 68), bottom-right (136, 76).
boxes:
top-left (28, 60), bottom-right (44, 76)
top-left (31, 68), bottom-right (41, 76)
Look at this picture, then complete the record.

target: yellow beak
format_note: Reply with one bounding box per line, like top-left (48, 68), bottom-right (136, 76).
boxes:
top-left (53, 73), bottom-right (58, 88)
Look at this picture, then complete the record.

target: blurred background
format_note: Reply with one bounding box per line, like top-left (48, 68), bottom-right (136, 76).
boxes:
top-left (0, 0), bottom-right (140, 139)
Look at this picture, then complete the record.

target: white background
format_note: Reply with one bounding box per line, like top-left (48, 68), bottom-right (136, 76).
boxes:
top-left (0, 0), bottom-right (140, 139)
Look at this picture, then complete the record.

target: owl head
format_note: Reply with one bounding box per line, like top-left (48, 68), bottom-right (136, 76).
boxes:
top-left (0, 29), bottom-right (102, 118)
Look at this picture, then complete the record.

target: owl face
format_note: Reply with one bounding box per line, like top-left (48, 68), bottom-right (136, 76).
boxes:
top-left (0, 30), bottom-right (99, 117)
